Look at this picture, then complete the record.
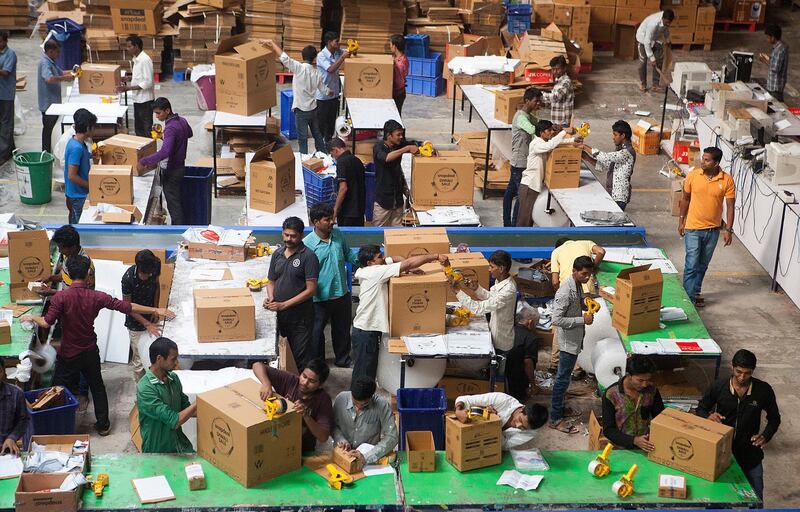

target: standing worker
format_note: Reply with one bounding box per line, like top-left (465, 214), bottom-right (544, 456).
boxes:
top-left (580, 120), bottom-right (636, 211)
top-left (372, 120), bottom-right (417, 226)
top-left (38, 40), bottom-right (72, 153)
top-left (542, 56), bottom-right (574, 126)
top-left (389, 35), bottom-right (409, 115)
top-left (64, 109), bottom-right (95, 224)
top-left (759, 25), bottom-right (788, 102)
top-left (121, 249), bottom-right (162, 382)
top-left (636, 10), bottom-right (674, 93)
top-left (316, 32), bottom-right (348, 144)
top-left (505, 87), bottom-right (543, 227)
top-left (117, 35), bottom-right (155, 138)
top-left (328, 138), bottom-right (366, 226)
top-left (0, 31), bottom-right (17, 164)
top-left (138, 97), bottom-right (192, 225)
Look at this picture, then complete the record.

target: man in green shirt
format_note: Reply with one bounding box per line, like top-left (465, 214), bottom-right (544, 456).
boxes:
top-left (136, 337), bottom-right (195, 453)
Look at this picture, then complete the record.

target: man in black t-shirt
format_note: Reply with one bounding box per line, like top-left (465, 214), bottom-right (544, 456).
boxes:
top-left (329, 138), bottom-right (366, 226)
top-left (372, 120), bottom-right (418, 227)
top-left (121, 249), bottom-right (162, 381)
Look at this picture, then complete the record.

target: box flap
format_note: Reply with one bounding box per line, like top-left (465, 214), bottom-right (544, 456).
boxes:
top-left (270, 144), bottom-right (296, 169)
top-left (234, 40), bottom-right (271, 59)
top-left (216, 33), bottom-right (249, 55)
top-left (659, 407), bottom-right (733, 438)
top-left (251, 142), bottom-right (277, 163)
top-left (390, 262), bottom-right (448, 284)
top-left (616, 263), bottom-right (652, 280)
top-left (194, 287), bottom-right (254, 308)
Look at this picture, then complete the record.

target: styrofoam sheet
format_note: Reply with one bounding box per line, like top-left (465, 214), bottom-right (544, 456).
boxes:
top-left (213, 110), bottom-right (268, 127)
top-left (45, 102), bottom-right (128, 118)
top-left (79, 175), bottom-right (155, 224)
top-left (92, 259), bottom-right (130, 364)
top-left (346, 98), bottom-right (402, 130)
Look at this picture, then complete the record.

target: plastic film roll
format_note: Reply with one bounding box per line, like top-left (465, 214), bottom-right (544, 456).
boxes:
top-left (532, 189), bottom-right (570, 227)
top-left (576, 336), bottom-right (597, 374)
top-left (377, 335), bottom-right (446, 396)
top-left (591, 337), bottom-right (628, 390)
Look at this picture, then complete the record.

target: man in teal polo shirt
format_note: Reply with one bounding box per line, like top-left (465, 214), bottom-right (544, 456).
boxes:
top-left (304, 202), bottom-right (359, 367)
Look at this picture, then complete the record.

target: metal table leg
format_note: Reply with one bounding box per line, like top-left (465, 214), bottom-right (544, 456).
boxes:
top-left (771, 202), bottom-right (788, 292)
top-left (451, 81), bottom-right (457, 142)
top-left (482, 128), bottom-right (492, 200)
top-left (489, 357), bottom-right (498, 391)
top-left (399, 357), bottom-right (407, 389)
top-left (659, 86), bottom-right (670, 143)
top-left (212, 124), bottom-right (218, 198)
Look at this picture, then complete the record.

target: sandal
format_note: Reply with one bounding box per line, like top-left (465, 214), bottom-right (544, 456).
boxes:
top-left (549, 421), bottom-right (580, 435)
top-left (639, 83), bottom-right (647, 93)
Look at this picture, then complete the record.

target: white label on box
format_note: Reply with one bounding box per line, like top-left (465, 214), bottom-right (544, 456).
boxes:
top-left (185, 462), bottom-right (204, 479)
top-left (659, 474), bottom-right (685, 488)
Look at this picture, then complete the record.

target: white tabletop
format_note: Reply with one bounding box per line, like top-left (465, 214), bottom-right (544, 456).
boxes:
top-left (64, 85), bottom-right (124, 105)
top-left (549, 169), bottom-right (633, 227)
top-left (461, 85), bottom-right (512, 130)
top-left (414, 206), bottom-right (481, 226)
top-left (346, 98), bottom-right (402, 130)
top-left (46, 102), bottom-right (128, 120)
top-left (78, 174), bottom-right (156, 224)
top-left (213, 110), bottom-right (269, 127)
top-left (245, 151), bottom-right (310, 226)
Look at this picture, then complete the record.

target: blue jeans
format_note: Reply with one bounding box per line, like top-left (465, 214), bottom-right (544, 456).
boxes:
top-left (503, 166), bottom-right (523, 227)
top-left (550, 350), bottom-right (578, 423)
top-left (294, 107), bottom-right (325, 155)
top-left (67, 196), bottom-right (86, 224)
top-left (744, 463), bottom-right (764, 500)
top-left (683, 228), bottom-right (720, 299)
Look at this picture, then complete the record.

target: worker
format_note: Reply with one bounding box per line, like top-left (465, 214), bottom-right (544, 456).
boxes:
top-left (136, 337), bottom-right (195, 453)
top-left (389, 34), bottom-right (409, 114)
top-left (262, 39), bottom-right (330, 155)
top-left (117, 35), bottom-right (155, 138)
top-left (697, 349), bottom-right (781, 499)
top-left (449, 250), bottom-right (517, 355)
top-left (42, 224), bottom-right (96, 294)
top-left (760, 25), bottom-right (788, 102)
top-left (601, 355), bottom-right (664, 452)
top-left (580, 120), bottom-right (636, 211)
top-left (0, 31), bottom-right (17, 165)
top-left (266, 216), bottom-right (320, 369)
top-left (304, 203), bottom-right (359, 367)
top-left (332, 378), bottom-right (398, 470)
top-left (542, 56), bottom-right (574, 126)
top-left (328, 138), bottom-right (366, 226)
top-left (505, 87), bottom-right (544, 227)
top-left (636, 10), bottom-right (674, 93)
top-left (253, 358), bottom-right (333, 452)
top-left (678, 147), bottom-right (735, 308)
top-left (549, 255), bottom-right (595, 435)
top-left (37, 39), bottom-right (72, 153)
top-left (351, 245), bottom-right (448, 382)
top-left (64, 109), bottom-right (96, 224)
top-left (121, 249), bottom-right (162, 382)
top-left (508, 306), bottom-right (540, 399)
top-left (372, 120), bottom-right (417, 226)
top-left (517, 120), bottom-right (577, 227)
top-left (22, 255), bottom-right (176, 436)
top-left (316, 32), bottom-right (349, 144)
top-left (0, 372), bottom-right (29, 456)
top-left (138, 97), bottom-right (192, 225)
top-left (454, 392), bottom-right (548, 442)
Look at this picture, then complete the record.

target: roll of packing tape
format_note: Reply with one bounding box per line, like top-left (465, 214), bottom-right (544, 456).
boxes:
top-left (588, 459), bottom-right (602, 475)
top-left (532, 189), bottom-right (570, 227)
top-left (335, 116), bottom-right (351, 137)
top-left (591, 337), bottom-right (628, 389)
top-left (612, 480), bottom-right (625, 496)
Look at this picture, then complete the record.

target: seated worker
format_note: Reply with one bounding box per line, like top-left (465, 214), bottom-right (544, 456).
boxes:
top-left (40, 225), bottom-right (95, 295)
top-left (332, 379), bottom-right (398, 470)
top-left (580, 120), bottom-right (636, 211)
top-left (507, 306), bottom-right (540, 400)
top-left (0, 373), bottom-right (29, 456)
top-left (601, 354), bottom-right (664, 451)
top-left (253, 358), bottom-right (333, 453)
top-left (454, 392), bottom-right (548, 448)
top-left (136, 337), bottom-right (195, 453)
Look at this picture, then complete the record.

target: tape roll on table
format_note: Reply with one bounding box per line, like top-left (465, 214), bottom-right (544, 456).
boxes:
top-left (588, 459), bottom-right (602, 475)
top-left (532, 189), bottom-right (570, 227)
top-left (377, 335), bottom-right (446, 396)
top-left (612, 480), bottom-right (625, 495)
top-left (335, 116), bottom-right (351, 137)
top-left (591, 337), bottom-right (628, 389)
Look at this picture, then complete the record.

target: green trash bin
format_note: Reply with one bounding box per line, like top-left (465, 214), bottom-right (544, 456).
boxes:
top-left (13, 150), bottom-right (54, 205)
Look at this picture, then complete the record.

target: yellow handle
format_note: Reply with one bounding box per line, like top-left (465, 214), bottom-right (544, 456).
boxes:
top-left (625, 464), bottom-right (638, 481)
top-left (600, 443), bottom-right (613, 460)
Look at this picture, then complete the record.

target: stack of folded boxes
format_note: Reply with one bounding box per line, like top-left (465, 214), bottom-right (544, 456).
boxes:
top-left (282, 0), bottom-right (322, 61)
top-left (662, 0), bottom-right (696, 45)
top-left (340, 0), bottom-right (406, 54)
top-left (0, 0), bottom-right (32, 31)
top-left (243, 0), bottom-right (283, 43)
top-left (460, 0), bottom-right (504, 35)
top-left (694, 4), bottom-right (715, 46)
top-left (172, 0), bottom-right (239, 72)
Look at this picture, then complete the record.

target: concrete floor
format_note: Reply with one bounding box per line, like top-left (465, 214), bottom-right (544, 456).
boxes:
top-left (3, 8), bottom-right (800, 507)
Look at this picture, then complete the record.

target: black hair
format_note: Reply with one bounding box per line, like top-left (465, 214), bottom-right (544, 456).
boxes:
top-left (732, 349), bottom-right (757, 370)
top-left (304, 358), bottom-right (330, 384)
top-left (73, 108), bottom-right (97, 134)
top-left (44, 40), bottom-right (60, 52)
top-left (554, 237), bottom-right (571, 248)
top-left (0, 31), bottom-right (9, 42)
top-left (323, 31), bottom-right (339, 46)
top-left (525, 404), bottom-right (549, 430)
top-left (626, 354), bottom-right (656, 376)
top-left (535, 119), bottom-right (554, 137)
top-left (350, 378), bottom-right (376, 401)
top-left (612, 120), bottom-right (632, 141)
top-left (389, 34), bottom-right (405, 53)
top-left (302, 45), bottom-right (317, 63)
top-left (309, 202), bottom-right (334, 224)
top-left (488, 250), bottom-right (512, 274)
top-left (524, 87), bottom-right (543, 102)
top-left (765, 24), bottom-right (781, 40)
top-left (52, 225), bottom-right (80, 249)
top-left (662, 9), bottom-right (675, 21)
top-left (704, 146), bottom-right (723, 164)
top-left (358, 244), bottom-right (382, 267)
top-left (572, 255), bottom-right (594, 271)
top-left (149, 337), bottom-right (178, 364)
top-left (126, 35), bottom-right (143, 50)
top-left (282, 216), bottom-right (305, 234)
top-left (135, 249), bottom-right (161, 275)
top-left (153, 97), bottom-right (172, 112)
top-left (327, 138), bottom-right (347, 152)
top-left (549, 55), bottom-right (567, 68)
top-left (383, 119), bottom-right (403, 140)
top-left (66, 255), bottom-right (91, 280)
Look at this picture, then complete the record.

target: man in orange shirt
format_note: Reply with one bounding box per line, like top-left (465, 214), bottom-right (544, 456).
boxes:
top-left (678, 147), bottom-right (735, 307)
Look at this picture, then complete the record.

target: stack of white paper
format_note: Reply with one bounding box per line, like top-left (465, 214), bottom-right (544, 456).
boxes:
top-left (496, 470), bottom-right (543, 491)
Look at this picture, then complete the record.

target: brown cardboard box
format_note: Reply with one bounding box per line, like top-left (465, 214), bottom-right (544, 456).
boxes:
top-left (389, 262), bottom-right (448, 337)
top-left (411, 151), bottom-right (475, 208)
top-left (670, 178), bottom-right (685, 217)
top-left (332, 446), bottom-right (360, 474)
top-left (78, 63), bottom-right (121, 94)
top-left (129, 405), bottom-right (142, 452)
top-left (611, 264), bottom-right (663, 335)
top-left (110, 0), bottom-right (162, 35)
top-left (98, 134), bottom-right (157, 176)
top-left (648, 408), bottom-right (733, 481)
top-left (632, 117), bottom-right (671, 155)
top-left (15, 473), bottom-right (80, 512)
top-left (553, 3), bottom-right (573, 24)
top-left (197, 157), bottom-right (245, 178)
top-left (588, 410), bottom-right (610, 450)
top-left (249, 144), bottom-right (296, 213)
top-left (588, 0), bottom-right (615, 5)
top-left (83, 248), bottom-right (167, 265)
top-left (383, 227), bottom-right (450, 259)
top-left (571, 4), bottom-right (590, 23)
top-left (694, 24), bottom-right (714, 44)
top-left (658, 474), bottom-right (688, 499)
top-left (406, 431), bottom-right (436, 472)
top-left (193, 288), bottom-right (256, 342)
top-left (437, 377), bottom-right (504, 405)
top-left (197, 379), bottom-right (302, 487)
top-left (8, 230), bottom-right (51, 302)
top-left (88, 165), bottom-right (133, 205)
top-left (28, 434), bottom-right (91, 471)
top-left (0, 320), bottom-right (10, 344)
top-left (590, 22), bottom-right (615, 43)
top-left (187, 242), bottom-right (248, 262)
top-left (590, 6), bottom-right (616, 25)
top-left (101, 204), bottom-right (143, 224)
top-left (215, 34), bottom-right (277, 116)
top-left (533, 0), bottom-right (555, 23)
top-left (614, 6), bottom-right (654, 23)
top-left (343, 54), bottom-right (394, 99)
top-left (446, 38), bottom-right (488, 60)
top-left (569, 22), bottom-right (590, 45)
top-left (544, 144), bottom-right (582, 189)
top-left (302, 157), bottom-right (325, 171)
top-left (493, 88), bottom-right (526, 124)
top-left (617, 0), bottom-right (659, 6)
top-left (733, 0), bottom-right (764, 22)
top-left (185, 462), bottom-right (207, 490)
top-left (445, 252), bottom-right (489, 302)
top-left (445, 413), bottom-right (502, 472)
top-left (695, 4), bottom-right (715, 25)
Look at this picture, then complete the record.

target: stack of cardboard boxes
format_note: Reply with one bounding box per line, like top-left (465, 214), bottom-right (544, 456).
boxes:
top-left (282, 0), bottom-right (323, 61)
top-left (340, 0), bottom-right (406, 54)
top-left (243, 0), bottom-right (283, 43)
top-left (172, 0), bottom-right (240, 72)
top-left (717, 0), bottom-right (765, 23)
top-left (406, 24), bottom-right (465, 54)
top-left (457, 0), bottom-right (505, 36)
top-left (0, 0), bottom-right (32, 31)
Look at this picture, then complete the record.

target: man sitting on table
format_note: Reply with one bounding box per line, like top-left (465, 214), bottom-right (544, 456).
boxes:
top-left (332, 378), bottom-right (398, 470)
top-left (136, 337), bottom-right (195, 453)
top-left (0, 372), bottom-right (29, 456)
top-left (455, 392), bottom-right (548, 446)
top-left (601, 354), bottom-right (664, 452)
top-left (253, 358), bottom-right (333, 453)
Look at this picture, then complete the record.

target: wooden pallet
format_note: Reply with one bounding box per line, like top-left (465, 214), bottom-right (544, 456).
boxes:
top-left (672, 43), bottom-right (712, 52)
top-left (714, 19), bottom-right (757, 32)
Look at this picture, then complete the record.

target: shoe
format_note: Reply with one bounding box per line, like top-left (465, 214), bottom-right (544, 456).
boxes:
top-left (571, 368), bottom-right (587, 381)
top-left (335, 358), bottom-right (353, 368)
top-left (77, 395), bottom-right (89, 413)
top-left (96, 425), bottom-right (111, 436)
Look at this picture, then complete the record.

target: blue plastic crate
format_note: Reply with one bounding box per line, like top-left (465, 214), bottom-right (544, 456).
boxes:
top-left (506, 3), bottom-right (532, 15)
top-left (173, 71), bottom-right (186, 82)
top-left (46, 18), bottom-right (83, 71)
top-left (408, 52), bottom-right (443, 79)
top-left (507, 14), bottom-right (532, 34)
top-left (25, 387), bottom-right (79, 435)
top-left (404, 34), bottom-right (430, 59)
top-left (303, 166), bottom-right (337, 207)
top-left (397, 388), bottom-right (447, 450)
top-left (364, 168), bottom-right (376, 221)
top-left (280, 89), bottom-right (297, 140)
top-left (406, 75), bottom-right (445, 97)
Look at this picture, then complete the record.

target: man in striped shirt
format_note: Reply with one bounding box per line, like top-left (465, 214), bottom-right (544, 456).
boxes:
top-left (760, 24), bottom-right (788, 102)
top-left (542, 56), bottom-right (574, 126)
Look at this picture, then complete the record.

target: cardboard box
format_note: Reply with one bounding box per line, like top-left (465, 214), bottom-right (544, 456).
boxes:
top-left (88, 165), bottom-right (133, 205)
top-left (383, 227), bottom-right (450, 260)
top-left (100, 204), bottom-right (143, 224)
top-left (185, 462), bottom-right (206, 491)
top-left (493, 88), bottom-right (526, 124)
top-left (695, 5), bottom-right (715, 25)
top-left (658, 474), bottom-right (688, 499)
top-left (406, 431), bottom-right (436, 472)
top-left (544, 144), bottom-right (582, 189)
top-left (445, 413), bottom-right (502, 472)
top-left (15, 473), bottom-right (80, 512)
top-left (187, 242), bottom-right (248, 262)
top-left (588, 410), bottom-right (610, 450)
top-left (590, 22), bottom-right (615, 43)
top-left (437, 377), bottom-right (504, 405)
top-left (694, 24), bottom-right (714, 44)
top-left (389, 262), bottom-right (448, 337)
top-left (110, 0), bottom-right (162, 35)
top-left (98, 134), bottom-right (157, 176)
top-left (446, 38), bottom-right (488, 60)
top-left (8, 230), bottom-right (51, 302)
top-left (411, 151), bottom-right (475, 208)
top-left (0, 320), bottom-right (10, 344)
top-left (571, 4), bottom-right (590, 24)
top-left (197, 379), bottom-right (301, 487)
top-left (249, 144), bottom-right (296, 213)
top-left (129, 405), bottom-right (142, 452)
top-left (670, 178), bottom-right (685, 217)
top-left (343, 54), bottom-right (394, 99)
top-left (553, 3), bottom-right (573, 24)
top-left (590, 5), bottom-right (616, 25)
top-left (215, 34), bottom-right (276, 116)
top-left (533, 0), bottom-right (555, 23)
top-left (445, 252), bottom-right (489, 302)
top-left (648, 408), bottom-right (733, 481)
top-left (611, 264), bottom-right (663, 335)
top-left (614, 6), bottom-right (654, 23)
top-left (733, 0), bottom-right (764, 22)
top-left (78, 63), bottom-right (121, 95)
top-left (28, 434), bottom-right (91, 472)
top-left (632, 117), bottom-right (671, 155)
top-left (332, 446), bottom-right (360, 474)
top-left (193, 288), bottom-right (256, 342)
top-left (302, 157), bottom-right (325, 171)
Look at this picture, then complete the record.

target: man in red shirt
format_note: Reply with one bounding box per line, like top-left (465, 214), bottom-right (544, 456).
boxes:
top-left (389, 34), bottom-right (408, 115)
top-left (22, 255), bottom-right (175, 435)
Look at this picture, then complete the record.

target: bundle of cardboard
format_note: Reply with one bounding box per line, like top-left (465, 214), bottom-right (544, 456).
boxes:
top-left (171, 0), bottom-right (240, 71)
top-left (282, 0), bottom-right (322, 60)
top-left (456, 0), bottom-right (504, 35)
top-left (406, 24), bottom-right (464, 54)
top-left (244, 0), bottom-right (283, 42)
top-left (340, 0), bottom-right (406, 54)
top-left (0, 0), bottom-right (33, 31)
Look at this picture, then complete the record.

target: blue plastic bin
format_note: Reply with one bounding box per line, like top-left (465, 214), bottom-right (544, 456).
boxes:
top-left (303, 166), bottom-right (337, 207)
top-left (364, 167), bottom-right (376, 222)
top-left (506, 3), bottom-right (533, 15)
top-left (396, 387), bottom-right (447, 450)
top-left (404, 34), bottom-right (430, 59)
top-left (280, 89), bottom-right (297, 140)
top-left (507, 14), bottom-right (532, 33)
top-left (406, 76), bottom-right (445, 97)
top-left (181, 166), bottom-right (214, 225)
top-left (46, 18), bottom-right (84, 71)
top-left (24, 387), bottom-right (79, 435)
top-left (173, 71), bottom-right (186, 82)
top-left (408, 52), bottom-right (443, 79)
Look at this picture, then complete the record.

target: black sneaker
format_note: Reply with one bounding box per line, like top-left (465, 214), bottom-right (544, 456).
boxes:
top-left (96, 425), bottom-right (111, 436)
top-left (335, 358), bottom-right (353, 368)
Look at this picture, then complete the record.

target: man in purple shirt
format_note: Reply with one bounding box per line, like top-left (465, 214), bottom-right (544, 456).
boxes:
top-left (23, 255), bottom-right (176, 435)
top-left (137, 97), bottom-right (193, 225)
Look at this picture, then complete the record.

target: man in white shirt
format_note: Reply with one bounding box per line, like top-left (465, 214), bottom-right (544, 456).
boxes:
top-left (262, 39), bottom-right (331, 155)
top-left (316, 32), bottom-right (349, 145)
top-left (350, 245), bottom-right (449, 382)
top-left (454, 392), bottom-right (548, 447)
top-left (117, 35), bottom-right (155, 138)
top-left (636, 10), bottom-right (674, 93)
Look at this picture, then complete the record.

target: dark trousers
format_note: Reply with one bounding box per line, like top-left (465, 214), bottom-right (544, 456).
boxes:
top-left (316, 98), bottom-right (339, 144)
top-left (351, 326), bottom-right (381, 382)
top-left (503, 166), bottom-right (523, 227)
top-left (500, 344), bottom-right (537, 402)
top-left (277, 302), bottom-right (314, 370)
top-left (294, 107), bottom-right (325, 155)
top-left (53, 346), bottom-right (109, 430)
top-left (41, 113), bottom-right (59, 153)
top-left (393, 91), bottom-right (406, 115)
top-left (768, 90), bottom-right (784, 102)
top-left (311, 294), bottom-right (352, 365)
top-left (133, 101), bottom-right (154, 138)
top-left (0, 99), bottom-right (14, 162)
top-left (161, 167), bottom-right (185, 225)
top-left (338, 215), bottom-right (364, 227)
top-left (66, 197), bottom-right (86, 224)
top-left (744, 463), bottom-right (764, 500)
top-left (637, 43), bottom-right (664, 87)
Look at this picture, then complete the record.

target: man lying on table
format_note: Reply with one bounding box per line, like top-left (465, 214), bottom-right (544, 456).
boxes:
top-left (455, 392), bottom-right (548, 448)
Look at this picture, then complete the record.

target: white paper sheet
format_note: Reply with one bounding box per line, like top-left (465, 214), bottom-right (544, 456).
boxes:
top-left (217, 229), bottom-right (251, 247)
top-left (496, 470), bottom-right (543, 491)
top-left (189, 268), bottom-right (226, 281)
top-left (775, 119), bottom-right (791, 131)
top-left (362, 465), bottom-right (395, 477)
top-left (603, 248), bottom-right (634, 264)
top-left (0, 455), bottom-right (23, 479)
top-left (633, 258), bottom-right (678, 273)
top-left (355, 443), bottom-right (375, 456)
top-left (660, 307), bottom-right (688, 321)
top-left (628, 248), bottom-right (664, 260)
top-left (132, 475), bottom-right (175, 504)
top-left (657, 338), bottom-right (721, 354)
top-left (630, 341), bottom-right (664, 355)
top-left (402, 335), bottom-right (448, 356)
top-left (444, 331), bottom-right (493, 355)
top-left (59, 473), bottom-right (88, 491)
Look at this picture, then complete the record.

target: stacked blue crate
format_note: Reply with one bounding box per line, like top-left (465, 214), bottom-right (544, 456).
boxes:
top-left (405, 52), bottom-right (445, 98)
top-left (506, 3), bottom-right (532, 34)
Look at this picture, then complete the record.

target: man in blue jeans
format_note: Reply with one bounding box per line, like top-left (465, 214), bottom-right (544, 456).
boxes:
top-left (505, 87), bottom-right (542, 226)
top-left (549, 255), bottom-right (595, 435)
top-left (678, 147), bottom-right (735, 307)
top-left (64, 108), bottom-right (96, 224)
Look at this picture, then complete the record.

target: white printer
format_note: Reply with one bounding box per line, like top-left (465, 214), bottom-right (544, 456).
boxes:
top-left (766, 142), bottom-right (800, 186)
top-left (672, 62), bottom-right (713, 97)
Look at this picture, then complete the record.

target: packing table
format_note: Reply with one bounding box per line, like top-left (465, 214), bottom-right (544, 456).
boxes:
top-left (78, 174), bottom-right (158, 225)
top-left (63, 85), bottom-right (130, 130)
top-left (245, 151), bottom-right (309, 226)
top-left (549, 170), bottom-right (633, 227)
top-left (345, 97), bottom-right (403, 154)
top-left (0, 269), bottom-right (42, 359)
top-left (211, 110), bottom-right (272, 198)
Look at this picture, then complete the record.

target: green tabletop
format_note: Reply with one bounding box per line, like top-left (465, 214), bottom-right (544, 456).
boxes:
top-left (0, 268), bottom-right (42, 358)
top-left (399, 450), bottom-right (759, 509)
